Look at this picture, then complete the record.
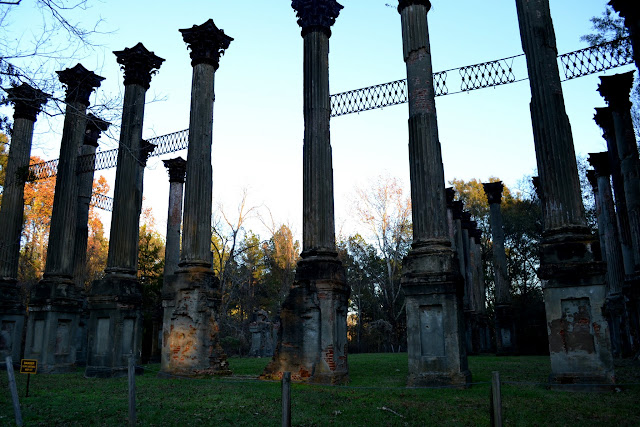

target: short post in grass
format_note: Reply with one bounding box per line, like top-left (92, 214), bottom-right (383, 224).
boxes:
top-left (490, 371), bottom-right (502, 427)
top-left (128, 355), bottom-right (136, 426)
top-left (282, 371), bottom-right (291, 427)
top-left (5, 356), bottom-right (23, 427)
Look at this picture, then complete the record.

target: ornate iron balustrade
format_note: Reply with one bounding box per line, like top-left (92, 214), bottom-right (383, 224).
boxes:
top-left (559, 37), bottom-right (633, 80)
top-left (90, 193), bottom-right (113, 212)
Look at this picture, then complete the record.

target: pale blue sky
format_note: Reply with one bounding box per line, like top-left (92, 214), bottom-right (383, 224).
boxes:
top-left (2, 0), bottom-right (635, 241)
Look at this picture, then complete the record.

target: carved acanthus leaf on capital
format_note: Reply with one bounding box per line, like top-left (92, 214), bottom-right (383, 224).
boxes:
top-left (483, 181), bottom-right (504, 205)
top-left (598, 71), bottom-right (635, 109)
top-left (56, 63), bottom-right (105, 106)
top-left (397, 0), bottom-right (432, 13)
top-left (163, 157), bottom-right (187, 183)
top-left (113, 43), bottom-right (165, 90)
top-left (179, 19), bottom-right (233, 69)
top-left (445, 187), bottom-right (455, 207)
top-left (84, 113), bottom-right (110, 147)
top-left (4, 83), bottom-right (49, 122)
top-left (139, 140), bottom-right (157, 167)
top-left (291, 0), bottom-right (343, 37)
top-left (588, 152), bottom-right (612, 178)
top-left (593, 107), bottom-right (616, 139)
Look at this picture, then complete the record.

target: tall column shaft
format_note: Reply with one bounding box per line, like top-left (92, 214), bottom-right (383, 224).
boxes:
top-left (44, 100), bottom-right (88, 279)
top-left (489, 203), bottom-right (510, 304)
top-left (400, 4), bottom-right (447, 241)
top-left (0, 118), bottom-right (34, 278)
top-left (106, 84), bottom-right (147, 274)
top-left (73, 143), bottom-right (97, 287)
top-left (302, 31), bottom-right (335, 253)
top-left (516, 0), bottom-right (586, 232)
top-left (595, 108), bottom-right (635, 276)
top-left (164, 171), bottom-right (185, 279)
top-left (180, 64), bottom-right (215, 267)
top-left (609, 1), bottom-right (640, 73)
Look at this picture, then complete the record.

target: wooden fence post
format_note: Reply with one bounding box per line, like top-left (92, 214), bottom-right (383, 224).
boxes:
top-left (490, 371), bottom-right (503, 427)
top-left (128, 355), bottom-right (136, 426)
top-left (282, 371), bottom-right (291, 427)
top-left (5, 356), bottom-right (23, 427)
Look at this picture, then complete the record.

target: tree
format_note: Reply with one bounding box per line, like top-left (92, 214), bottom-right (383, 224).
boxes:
top-left (582, 6), bottom-right (640, 138)
top-left (351, 174), bottom-right (412, 350)
top-left (1, 0), bottom-right (118, 133)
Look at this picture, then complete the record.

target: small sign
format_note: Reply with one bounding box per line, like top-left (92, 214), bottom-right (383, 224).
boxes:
top-left (20, 359), bottom-right (37, 374)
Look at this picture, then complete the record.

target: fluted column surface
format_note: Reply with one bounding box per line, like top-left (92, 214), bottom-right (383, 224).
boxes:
top-left (0, 118), bottom-right (35, 278)
top-left (302, 30), bottom-right (335, 253)
top-left (73, 143), bottom-right (98, 286)
top-left (106, 84), bottom-right (146, 274)
top-left (45, 101), bottom-right (88, 278)
top-left (400, 3), bottom-right (447, 242)
top-left (180, 64), bottom-right (215, 267)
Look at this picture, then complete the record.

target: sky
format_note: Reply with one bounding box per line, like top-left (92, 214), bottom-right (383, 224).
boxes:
top-left (1, 0), bottom-right (636, 244)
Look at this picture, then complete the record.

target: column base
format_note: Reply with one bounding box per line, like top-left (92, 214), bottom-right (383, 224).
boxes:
top-left (495, 304), bottom-right (517, 356)
top-left (85, 273), bottom-right (143, 379)
top-left (160, 267), bottom-right (231, 378)
top-left (0, 278), bottom-right (26, 363)
top-left (539, 229), bottom-right (614, 385)
top-left (261, 252), bottom-right (350, 385)
top-left (24, 276), bottom-right (83, 373)
top-left (402, 240), bottom-right (471, 388)
top-left (547, 373), bottom-right (616, 392)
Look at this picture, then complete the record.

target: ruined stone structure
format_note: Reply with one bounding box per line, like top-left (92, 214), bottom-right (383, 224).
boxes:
top-left (262, 0), bottom-right (350, 385)
top-left (483, 181), bottom-right (517, 355)
top-left (85, 44), bottom-right (163, 378)
top-left (516, 0), bottom-right (613, 385)
top-left (587, 155), bottom-right (630, 357)
top-left (0, 83), bottom-right (48, 363)
top-left (470, 227), bottom-right (490, 353)
top-left (161, 20), bottom-right (232, 377)
top-left (608, 0), bottom-right (640, 73)
top-left (24, 64), bottom-right (104, 373)
top-left (598, 73), bottom-right (640, 276)
top-left (397, 0), bottom-right (469, 387)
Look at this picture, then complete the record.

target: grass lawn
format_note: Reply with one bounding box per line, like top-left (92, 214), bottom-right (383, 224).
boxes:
top-left (1, 354), bottom-right (639, 426)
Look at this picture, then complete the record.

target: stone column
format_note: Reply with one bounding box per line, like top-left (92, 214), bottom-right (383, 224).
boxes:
top-left (73, 114), bottom-right (109, 368)
top-left (73, 114), bottom-right (110, 289)
top-left (397, 0), bottom-right (469, 387)
top-left (460, 212), bottom-right (475, 355)
top-left (446, 188), bottom-right (455, 244)
top-left (85, 44), bottom-right (163, 378)
top-left (598, 72), bottom-right (640, 275)
top-left (452, 201), bottom-right (467, 299)
top-left (471, 227), bottom-right (490, 352)
top-left (162, 157), bottom-right (187, 281)
top-left (160, 20), bottom-right (232, 378)
top-left (588, 155), bottom-right (631, 357)
top-left (0, 83), bottom-right (47, 364)
top-left (594, 107), bottom-right (635, 277)
top-left (160, 157), bottom-right (186, 367)
top-left (23, 64), bottom-right (103, 374)
top-left (608, 0), bottom-right (640, 74)
top-left (516, 0), bottom-right (613, 386)
top-left (483, 181), bottom-right (517, 355)
top-left (262, 0), bottom-right (350, 385)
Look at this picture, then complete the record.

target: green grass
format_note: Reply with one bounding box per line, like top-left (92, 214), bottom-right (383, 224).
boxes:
top-left (1, 355), bottom-right (638, 426)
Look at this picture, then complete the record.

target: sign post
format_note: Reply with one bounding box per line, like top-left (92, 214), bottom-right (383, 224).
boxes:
top-left (20, 359), bottom-right (37, 398)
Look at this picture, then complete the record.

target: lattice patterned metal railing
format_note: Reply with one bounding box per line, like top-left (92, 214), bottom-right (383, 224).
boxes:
top-left (28, 37), bottom-right (633, 183)
top-left (330, 37), bottom-right (632, 117)
top-left (559, 37), bottom-right (633, 81)
top-left (90, 193), bottom-right (113, 212)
